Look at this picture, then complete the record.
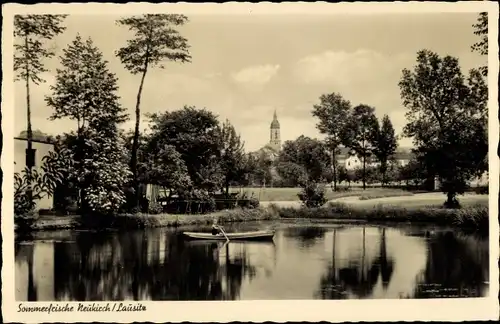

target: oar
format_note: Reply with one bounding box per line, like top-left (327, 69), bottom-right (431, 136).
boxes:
top-left (218, 225), bottom-right (230, 242)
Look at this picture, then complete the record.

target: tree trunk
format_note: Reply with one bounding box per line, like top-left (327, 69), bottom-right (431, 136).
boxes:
top-left (445, 191), bottom-right (459, 208)
top-left (130, 63), bottom-right (149, 209)
top-left (331, 149), bottom-right (337, 191)
top-left (24, 34), bottom-right (34, 209)
top-left (362, 156), bottom-right (366, 190)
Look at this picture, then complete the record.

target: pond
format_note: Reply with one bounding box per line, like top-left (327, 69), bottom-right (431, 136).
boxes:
top-left (15, 220), bottom-right (489, 301)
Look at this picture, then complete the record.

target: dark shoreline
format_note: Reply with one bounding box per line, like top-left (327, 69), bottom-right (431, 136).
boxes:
top-left (15, 202), bottom-right (489, 237)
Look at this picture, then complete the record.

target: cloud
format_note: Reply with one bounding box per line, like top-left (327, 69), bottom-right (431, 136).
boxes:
top-left (294, 49), bottom-right (399, 86)
top-left (231, 64), bottom-right (280, 86)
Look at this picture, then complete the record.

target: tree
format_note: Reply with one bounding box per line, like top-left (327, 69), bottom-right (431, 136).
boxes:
top-left (146, 106), bottom-right (222, 194)
top-left (279, 136), bottom-right (330, 184)
top-left (344, 105), bottom-right (379, 190)
top-left (46, 35), bottom-right (131, 214)
top-left (276, 162), bottom-right (308, 187)
top-left (471, 12), bottom-right (488, 76)
top-left (372, 115), bottom-right (398, 186)
top-left (116, 14), bottom-right (191, 207)
top-left (312, 92), bottom-right (352, 191)
top-left (399, 50), bottom-right (488, 207)
top-left (219, 119), bottom-right (247, 195)
top-left (14, 14), bottom-right (67, 205)
top-left (139, 142), bottom-right (192, 197)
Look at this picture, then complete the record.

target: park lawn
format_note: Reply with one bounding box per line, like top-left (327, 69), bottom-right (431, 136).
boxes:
top-left (340, 193), bottom-right (488, 209)
top-left (230, 186), bottom-right (414, 202)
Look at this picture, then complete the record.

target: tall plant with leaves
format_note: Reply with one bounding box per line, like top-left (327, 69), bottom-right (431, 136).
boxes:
top-left (14, 14), bottom-right (67, 204)
top-left (344, 104), bottom-right (379, 190)
top-left (399, 50), bottom-right (488, 207)
top-left (219, 119), bottom-right (247, 195)
top-left (471, 12), bottom-right (488, 77)
top-left (372, 115), bottom-right (398, 186)
top-left (311, 92), bottom-right (351, 191)
top-left (116, 14), bottom-right (192, 206)
top-left (46, 35), bottom-right (130, 214)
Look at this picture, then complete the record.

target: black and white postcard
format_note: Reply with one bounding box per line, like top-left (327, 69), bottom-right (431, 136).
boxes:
top-left (2, 1), bottom-right (499, 322)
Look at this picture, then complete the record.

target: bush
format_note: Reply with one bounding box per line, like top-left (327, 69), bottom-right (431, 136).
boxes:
top-left (147, 202), bottom-right (163, 215)
top-left (474, 185), bottom-right (488, 195)
top-left (298, 182), bottom-right (327, 208)
top-left (15, 211), bottom-right (39, 232)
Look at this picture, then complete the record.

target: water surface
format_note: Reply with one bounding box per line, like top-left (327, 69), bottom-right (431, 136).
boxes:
top-left (15, 221), bottom-right (489, 301)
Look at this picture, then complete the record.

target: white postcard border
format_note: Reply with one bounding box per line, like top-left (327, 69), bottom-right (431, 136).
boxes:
top-left (2, 1), bottom-right (499, 323)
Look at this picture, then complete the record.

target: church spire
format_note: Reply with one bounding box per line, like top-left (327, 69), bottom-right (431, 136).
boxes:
top-left (269, 109), bottom-right (281, 151)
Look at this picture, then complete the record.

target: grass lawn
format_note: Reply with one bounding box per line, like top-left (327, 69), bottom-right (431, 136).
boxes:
top-left (339, 192), bottom-right (489, 209)
top-left (230, 186), bottom-right (414, 202)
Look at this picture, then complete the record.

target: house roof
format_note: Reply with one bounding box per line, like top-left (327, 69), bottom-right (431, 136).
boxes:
top-left (14, 136), bottom-right (55, 145)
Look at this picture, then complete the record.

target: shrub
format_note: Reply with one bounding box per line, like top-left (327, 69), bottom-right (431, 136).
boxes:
top-left (474, 185), bottom-right (488, 195)
top-left (298, 182), bottom-right (327, 208)
top-left (148, 202), bottom-right (163, 215)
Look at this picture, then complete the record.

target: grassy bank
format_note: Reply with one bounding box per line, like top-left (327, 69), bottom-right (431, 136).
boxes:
top-left (232, 187), bottom-right (414, 202)
top-left (270, 202), bottom-right (489, 236)
top-left (20, 197), bottom-right (488, 236)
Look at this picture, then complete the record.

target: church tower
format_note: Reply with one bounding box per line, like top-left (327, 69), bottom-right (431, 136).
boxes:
top-left (269, 109), bottom-right (281, 151)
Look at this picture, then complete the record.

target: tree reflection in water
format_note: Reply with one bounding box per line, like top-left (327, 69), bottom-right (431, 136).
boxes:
top-left (284, 226), bottom-right (328, 248)
top-left (412, 231), bottom-right (488, 298)
top-left (51, 230), bottom-right (257, 301)
top-left (316, 227), bottom-right (394, 299)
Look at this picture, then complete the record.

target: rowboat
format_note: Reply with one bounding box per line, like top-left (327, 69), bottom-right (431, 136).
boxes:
top-left (182, 230), bottom-right (275, 241)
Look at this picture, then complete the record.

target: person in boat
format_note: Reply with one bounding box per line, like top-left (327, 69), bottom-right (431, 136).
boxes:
top-left (211, 219), bottom-right (224, 236)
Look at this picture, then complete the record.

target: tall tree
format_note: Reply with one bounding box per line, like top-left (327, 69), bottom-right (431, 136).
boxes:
top-left (311, 92), bottom-right (351, 191)
top-left (14, 14), bottom-right (67, 204)
top-left (399, 50), bottom-right (488, 207)
top-left (372, 115), bottom-right (398, 186)
top-left (116, 14), bottom-right (191, 207)
top-left (219, 119), bottom-right (246, 196)
top-left (344, 105), bottom-right (379, 190)
top-left (471, 12), bottom-right (488, 76)
top-left (46, 35), bottom-right (130, 213)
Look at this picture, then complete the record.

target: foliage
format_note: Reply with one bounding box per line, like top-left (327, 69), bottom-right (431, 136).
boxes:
top-left (46, 35), bottom-right (128, 133)
top-left (46, 35), bottom-right (131, 214)
top-left (398, 158), bottom-right (427, 187)
top-left (14, 15), bottom-right (67, 85)
top-left (14, 14), bottom-right (68, 211)
top-left (312, 92), bottom-right (352, 190)
top-left (372, 115), bottom-right (398, 185)
top-left (219, 119), bottom-right (247, 194)
top-left (337, 165), bottom-right (353, 186)
top-left (399, 50), bottom-right (488, 206)
top-left (116, 14), bottom-right (192, 205)
top-left (471, 12), bottom-right (488, 76)
top-left (138, 141), bottom-right (192, 195)
top-left (279, 135), bottom-right (330, 183)
top-left (14, 167), bottom-right (60, 216)
top-left (247, 150), bottom-right (274, 186)
top-left (147, 106), bottom-right (224, 194)
top-left (276, 161), bottom-right (308, 187)
top-left (344, 104), bottom-right (379, 189)
top-left (147, 202), bottom-right (164, 215)
top-left (298, 182), bottom-right (327, 208)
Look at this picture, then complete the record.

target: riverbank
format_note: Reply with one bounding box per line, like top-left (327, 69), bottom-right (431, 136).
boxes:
top-left (18, 193), bottom-right (489, 235)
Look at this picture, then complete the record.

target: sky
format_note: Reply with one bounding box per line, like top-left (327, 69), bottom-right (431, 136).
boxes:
top-left (14, 12), bottom-right (486, 152)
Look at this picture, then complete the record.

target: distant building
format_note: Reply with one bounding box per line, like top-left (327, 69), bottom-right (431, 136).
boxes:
top-left (14, 133), bottom-right (55, 210)
top-left (337, 147), bottom-right (413, 170)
